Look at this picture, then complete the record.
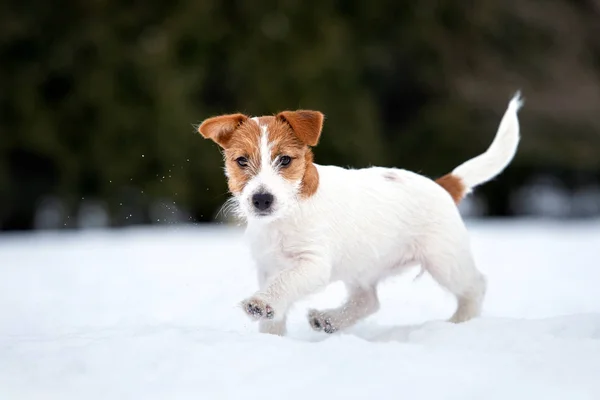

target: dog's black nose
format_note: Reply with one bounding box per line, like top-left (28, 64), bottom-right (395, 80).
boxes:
top-left (252, 192), bottom-right (274, 212)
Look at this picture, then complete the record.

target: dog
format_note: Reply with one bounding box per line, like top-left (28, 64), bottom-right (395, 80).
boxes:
top-left (198, 92), bottom-right (523, 336)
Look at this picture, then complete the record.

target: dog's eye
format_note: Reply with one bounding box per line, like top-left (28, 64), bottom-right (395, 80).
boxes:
top-left (280, 156), bottom-right (292, 167)
top-left (236, 157), bottom-right (249, 167)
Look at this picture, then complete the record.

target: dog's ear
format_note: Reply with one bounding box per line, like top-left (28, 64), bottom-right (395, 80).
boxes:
top-left (276, 110), bottom-right (324, 147)
top-left (197, 113), bottom-right (248, 148)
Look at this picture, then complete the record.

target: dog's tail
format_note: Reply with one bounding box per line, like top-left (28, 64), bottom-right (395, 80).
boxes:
top-left (435, 91), bottom-right (524, 204)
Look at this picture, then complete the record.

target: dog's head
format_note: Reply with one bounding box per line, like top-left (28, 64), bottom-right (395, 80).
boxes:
top-left (198, 110), bottom-right (323, 222)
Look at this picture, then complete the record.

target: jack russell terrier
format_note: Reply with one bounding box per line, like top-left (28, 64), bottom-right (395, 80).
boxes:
top-left (198, 92), bottom-right (523, 336)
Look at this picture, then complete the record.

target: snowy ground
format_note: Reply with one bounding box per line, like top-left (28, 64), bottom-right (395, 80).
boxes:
top-left (1, 219), bottom-right (600, 400)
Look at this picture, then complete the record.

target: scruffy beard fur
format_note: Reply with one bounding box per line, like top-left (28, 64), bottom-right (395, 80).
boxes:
top-left (198, 93), bottom-right (523, 337)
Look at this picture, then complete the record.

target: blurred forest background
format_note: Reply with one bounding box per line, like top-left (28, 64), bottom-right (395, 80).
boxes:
top-left (1, 0), bottom-right (600, 231)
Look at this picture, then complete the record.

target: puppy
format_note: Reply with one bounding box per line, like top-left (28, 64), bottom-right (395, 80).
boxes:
top-left (198, 92), bottom-right (523, 336)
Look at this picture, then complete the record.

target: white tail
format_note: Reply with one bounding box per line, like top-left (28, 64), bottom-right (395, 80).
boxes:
top-left (452, 91), bottom-right (524, 192)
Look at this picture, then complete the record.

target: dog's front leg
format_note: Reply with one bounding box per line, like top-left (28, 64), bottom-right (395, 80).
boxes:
top-left (255, 270), bottom-right (287, 336)
top-left (241, 255), bottom-right (330, 325)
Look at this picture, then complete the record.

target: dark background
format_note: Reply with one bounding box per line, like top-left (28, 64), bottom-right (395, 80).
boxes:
top-left (2, 0), bottom-right (600, 231)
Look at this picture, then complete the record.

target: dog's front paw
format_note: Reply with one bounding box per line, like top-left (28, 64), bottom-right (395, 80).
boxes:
top-left (307, 309), bottom-right (337, 334)
top-left (241, 296), bottom-right (275, 321)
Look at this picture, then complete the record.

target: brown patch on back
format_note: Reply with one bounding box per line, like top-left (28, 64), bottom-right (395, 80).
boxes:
top-left (435, 173), bottom-right (467, 204)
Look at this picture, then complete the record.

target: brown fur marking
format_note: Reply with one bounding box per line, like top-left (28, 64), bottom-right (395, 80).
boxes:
top-left (221, 118), bottom-right (262, 194)
top-left (265, 116), bottom-right (320, 198)
top-left (197, 113), bottom-right (248, 148)
top-left (276, 110), bottom-right (324, 146)
top-left (199, 112), bottom-right (322, 197)
top-left (300, 151), bottom-right (319, 197)
top-left (435, 174), bottom-right (466, 204)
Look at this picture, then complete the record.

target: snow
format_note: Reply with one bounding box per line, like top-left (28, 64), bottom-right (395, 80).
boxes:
top-left (1, 219), bottom-right (600, 400)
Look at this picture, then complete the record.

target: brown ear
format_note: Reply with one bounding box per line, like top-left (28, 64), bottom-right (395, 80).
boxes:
top-left (197, 113), bottom-right (248, 148)
top-left (277, 110), bottom-right (324, 146)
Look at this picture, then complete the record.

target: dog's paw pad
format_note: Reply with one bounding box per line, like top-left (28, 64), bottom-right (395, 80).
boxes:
top-left (308, 310), bottom-right (337, 334)
top-left (242, 297), bottom-right (274, 320)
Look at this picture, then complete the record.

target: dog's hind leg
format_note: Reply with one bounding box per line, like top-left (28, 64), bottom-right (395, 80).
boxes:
top-left (420, 239), bottom-right (487, 323)
top-left (307, 283), bottom-right (380, 334)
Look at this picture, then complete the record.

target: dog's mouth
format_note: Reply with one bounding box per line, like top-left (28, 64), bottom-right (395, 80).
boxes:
top-left (247, 207), bottom-right (282, 221)
top-left (253, 210), bottom-right (275, 218)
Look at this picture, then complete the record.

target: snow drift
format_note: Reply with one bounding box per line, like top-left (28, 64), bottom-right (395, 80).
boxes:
top-left (1, 220), bottom-right (599, 400)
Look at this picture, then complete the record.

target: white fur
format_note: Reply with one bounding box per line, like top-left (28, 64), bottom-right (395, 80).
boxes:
top-left (452, 92), bottom-right (524, 192)
top-left (237, 118), bottom-right (302, 221)
top-left (239, 92), bottom-right (524, 336)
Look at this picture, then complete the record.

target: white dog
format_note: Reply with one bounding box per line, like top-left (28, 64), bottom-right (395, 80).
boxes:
top-left (198, 92), bottom-right (523, 336)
